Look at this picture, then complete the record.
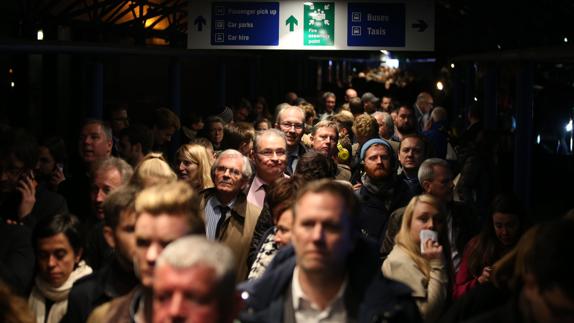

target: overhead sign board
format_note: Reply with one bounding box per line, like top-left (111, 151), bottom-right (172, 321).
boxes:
top-left (188, 0), bottom-right (434, 51)
top-left (303, 2), bottom-right (335, 46)
top-left (210, 2), bottom-right (279, 45)
top-left (347, 3), bottom-right (405, 47)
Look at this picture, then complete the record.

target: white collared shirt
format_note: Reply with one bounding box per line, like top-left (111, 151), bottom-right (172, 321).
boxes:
top-left (291, 267), bottom-right (348, 323)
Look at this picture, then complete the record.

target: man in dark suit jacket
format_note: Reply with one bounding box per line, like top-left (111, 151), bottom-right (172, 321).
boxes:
top-left (0, 221), bottom-right (35, 296)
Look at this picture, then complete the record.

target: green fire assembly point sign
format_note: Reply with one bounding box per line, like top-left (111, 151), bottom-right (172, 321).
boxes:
top-left (303, 2), bottom-right (335, 46)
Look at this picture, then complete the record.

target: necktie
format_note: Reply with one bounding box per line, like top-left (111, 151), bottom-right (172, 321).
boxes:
top-left (287, 155), bottom-right (295, 173)
top-left (261, 184), bottom-right (269, 194)
top-left (216, 205), bottom-right (230, 238)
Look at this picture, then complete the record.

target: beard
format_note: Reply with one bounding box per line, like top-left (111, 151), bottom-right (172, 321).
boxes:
top-left (397, 122), bottom-right (416, 135)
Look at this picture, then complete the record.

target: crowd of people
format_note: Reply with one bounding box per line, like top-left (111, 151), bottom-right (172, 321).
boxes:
top-left (0, 88), bottom-right (573, 323)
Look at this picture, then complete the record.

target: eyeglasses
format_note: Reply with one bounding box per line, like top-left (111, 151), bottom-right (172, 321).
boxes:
top-left (215, 166), bottom-right (242, 178)
top-left (257, 149), bottom-right (287, 158)
top-left (279, 122), bottom-right (304, 130)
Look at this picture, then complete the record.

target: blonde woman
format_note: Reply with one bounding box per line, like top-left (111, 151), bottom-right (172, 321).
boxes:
top-left (382, 194), bottom-right (451, 322)
top-left (175, 144), bottom-right (214, 191)
top-left (129, 152), bottom-right (177, 188)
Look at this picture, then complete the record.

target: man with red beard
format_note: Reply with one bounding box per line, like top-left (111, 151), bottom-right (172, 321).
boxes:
top-left (310, 120), bottom-right (351, 181)
top-left (356, 139), bottom-right (411, 247)
top-left (275, 105), bottom-right (307, 175)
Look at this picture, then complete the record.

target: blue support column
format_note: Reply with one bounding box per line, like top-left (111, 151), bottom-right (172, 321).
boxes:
top-left (464, 62), bottom-right (475, 115)
top-left (513, 63), bottom-right (534, 207)
top-left (483, 64), bottom-right (497, 131)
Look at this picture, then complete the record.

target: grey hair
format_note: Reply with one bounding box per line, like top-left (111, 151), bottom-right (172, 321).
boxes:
top-left (84, 119), bottom-right (113, 141)
top-left (275, 105), bottom-right (305, 124)
top-left (254, 129), bottom-right (286, 152)
top-left (95, 156), bottom-right (134, 184)
top-left (418, 158), bottom-right (450, 184)
top-left (372, 111), bottom-right (394, 129)
top-left (322, 91), bottom-right (336, 100)
top-left (430, 106), bottom-right (448, 123)
top-left (156, 236), bottom-right (235, 278)
top-left (212, 149), bottom-right (252, 179)
top-left (274, 103), bottom-right (291, 123)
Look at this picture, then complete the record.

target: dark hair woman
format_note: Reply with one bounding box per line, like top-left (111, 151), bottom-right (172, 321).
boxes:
top-left (28, 214), bottom-right (92, 323)
top-left (453, 193), bottom-right (525, 299)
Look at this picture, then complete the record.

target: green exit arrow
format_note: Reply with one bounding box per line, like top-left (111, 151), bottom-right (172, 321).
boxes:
top-left (286, 15), bottom-right (298, 32)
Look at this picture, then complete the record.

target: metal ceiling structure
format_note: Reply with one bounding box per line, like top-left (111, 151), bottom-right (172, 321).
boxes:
top-left (2, 0), bottom-right (568, 55)
top-left (23, 0), bottom-right (188, 45)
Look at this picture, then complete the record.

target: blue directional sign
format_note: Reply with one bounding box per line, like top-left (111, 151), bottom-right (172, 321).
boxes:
top-left (211, 2), bottom-right (279, 46)
top-left (347, 3), bottom-right (405, 47)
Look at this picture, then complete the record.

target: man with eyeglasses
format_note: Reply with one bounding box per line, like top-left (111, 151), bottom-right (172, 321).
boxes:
top-left (200, 149), bottom-right (261, 281)
top-left (247, 129), bottom-right (287, 210)
top-left (245, 130), bottom-right (288, 270)
top-left (275, 105), bottom-right (307, 175)
top-left (414, 92), bottom-right (434, 132)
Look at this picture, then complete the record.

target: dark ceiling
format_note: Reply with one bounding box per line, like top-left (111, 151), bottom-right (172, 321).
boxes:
top-left (1, 0), bottom-right (573, 58)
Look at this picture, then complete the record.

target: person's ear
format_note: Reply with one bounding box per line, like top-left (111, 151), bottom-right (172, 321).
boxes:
top-left (103, 225), bottom-right (116, 249)
top-left (422, 180), bottom-right (431, 193)
top-left (106, 137), bottom-right (113, 152)
top-left (74, 248), bottom-right (84, 264)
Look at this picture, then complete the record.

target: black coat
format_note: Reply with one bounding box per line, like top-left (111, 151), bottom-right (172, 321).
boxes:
top-left (356, 179), bottom-right (411, 247)
top-left (62, 256), bottom-right (138, 323)
top-left (239, 239), bottom-right (422, 323)
top-left (0, 221), bottom-right (35, 296)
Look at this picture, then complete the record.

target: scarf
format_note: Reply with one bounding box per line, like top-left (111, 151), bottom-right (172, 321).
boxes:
top-left (28, 261), bottom-right (92, 323)
top-left (361, 173), bottom-right (396, 210)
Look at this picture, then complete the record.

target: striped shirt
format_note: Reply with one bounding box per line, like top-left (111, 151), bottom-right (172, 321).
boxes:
top-left (204, 196), bottom-right (236, 240)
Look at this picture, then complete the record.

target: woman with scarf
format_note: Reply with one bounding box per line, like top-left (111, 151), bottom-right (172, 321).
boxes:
top-left (28, 213), bottom-right (92, 323)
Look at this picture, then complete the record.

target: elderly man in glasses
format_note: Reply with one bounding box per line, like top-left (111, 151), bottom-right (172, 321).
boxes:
top-left (200, 149), bottom-right (261, 282)
top-left (275, 105), bottom-right (307, 175)
top-left (247, 129), bottom-right (288, 210)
